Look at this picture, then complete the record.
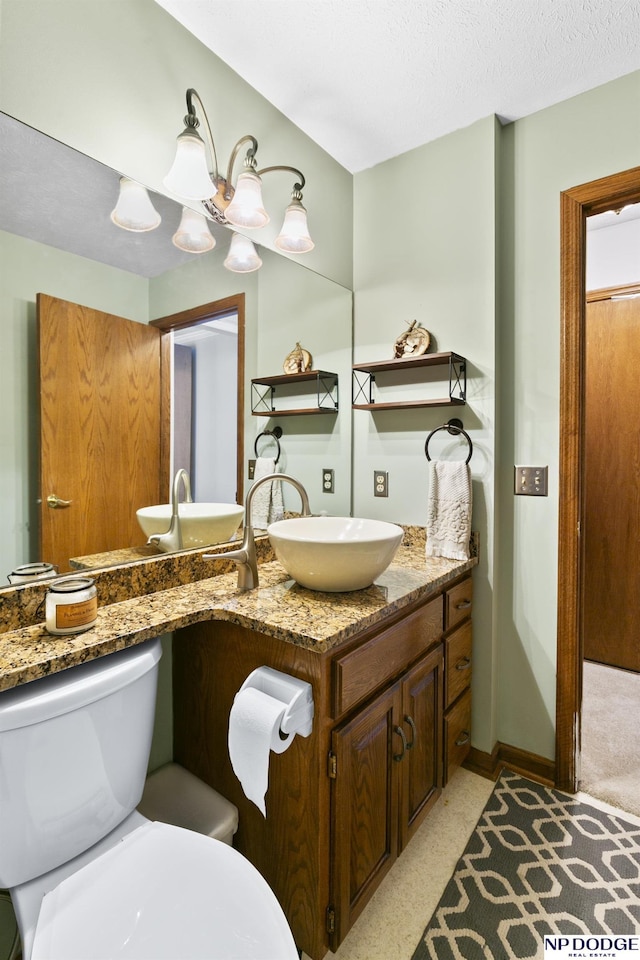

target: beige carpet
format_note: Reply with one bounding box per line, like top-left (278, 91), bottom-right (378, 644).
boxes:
top-left (581, 659), bottom-right (640, 818)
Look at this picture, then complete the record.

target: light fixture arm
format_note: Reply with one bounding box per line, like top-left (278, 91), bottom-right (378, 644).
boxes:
top-left (184, 87), bottom-right (220, 183)
top-left (256, 165), bottom-right (306, 198)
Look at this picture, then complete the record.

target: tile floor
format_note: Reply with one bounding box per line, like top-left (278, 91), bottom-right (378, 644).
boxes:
top-left (303, 767), bottom-right (494, 960)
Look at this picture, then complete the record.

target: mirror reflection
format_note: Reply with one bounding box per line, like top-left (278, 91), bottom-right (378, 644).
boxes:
top-left (0, 112), bottom-right (353, 582)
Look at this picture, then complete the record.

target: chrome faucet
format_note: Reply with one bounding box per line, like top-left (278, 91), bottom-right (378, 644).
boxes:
top-left (147, 468), bottom-right (193, 553)
top-left (203, 473), bottom-right (311, 590)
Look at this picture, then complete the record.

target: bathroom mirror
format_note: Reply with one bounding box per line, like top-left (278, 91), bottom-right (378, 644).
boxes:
top-left (0, 112), bottom-right (353, 580)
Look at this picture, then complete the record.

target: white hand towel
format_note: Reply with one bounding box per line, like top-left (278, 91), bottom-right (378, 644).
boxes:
top-left (251, 457), bottom-right (285, 530)
top-left (426, 460), bottom-right (472, 560)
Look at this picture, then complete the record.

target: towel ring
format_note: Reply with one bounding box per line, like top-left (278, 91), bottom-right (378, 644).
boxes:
top-left (254, 427), bottom-right (283, 464)
top-left (425, 418), bottom-right (473, 464)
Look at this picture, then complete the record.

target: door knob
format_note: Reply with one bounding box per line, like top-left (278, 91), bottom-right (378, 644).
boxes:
top-left (47, 494), bottom-right (73, 509)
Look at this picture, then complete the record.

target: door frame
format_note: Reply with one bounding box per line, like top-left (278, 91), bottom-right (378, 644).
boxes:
top-left (151, 293), bottom-right (246, 506)
top-left (556, 166), bottom-right (640, 792)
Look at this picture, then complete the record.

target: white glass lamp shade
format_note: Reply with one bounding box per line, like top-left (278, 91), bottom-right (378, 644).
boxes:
top-left (224, 172), bottom-right (269, 229)
top-left (275, 198), bottom-right (315, 253)
top-left (224, 233), bottom-right (263, 273)
top-left (163, 129), bottom-right (215, 201)
top-left (110, 178), bottom-right (161, 232)
top-left (172, 207), bottom-right (216, 253)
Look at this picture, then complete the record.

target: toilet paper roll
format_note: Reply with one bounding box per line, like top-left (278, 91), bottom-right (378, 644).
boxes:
top-left (228, 687), bottom-right (294, 816)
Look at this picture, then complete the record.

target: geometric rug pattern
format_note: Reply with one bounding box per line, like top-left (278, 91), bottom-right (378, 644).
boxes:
top-left (412, 770), bottom-right (640, 960)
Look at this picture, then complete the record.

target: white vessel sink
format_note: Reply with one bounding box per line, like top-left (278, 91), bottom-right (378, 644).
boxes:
top-left (267, 516), bottom-right (404, 592)
top-left (137, 502), bottom-right (244, 548)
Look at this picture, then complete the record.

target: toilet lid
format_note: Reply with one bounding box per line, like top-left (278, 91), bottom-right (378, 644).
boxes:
top-left (31, 821), bottom-right (298, 960)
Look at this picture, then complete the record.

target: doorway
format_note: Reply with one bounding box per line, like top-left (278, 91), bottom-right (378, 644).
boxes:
top-left (556, 166), bottom-right (640, 793)
top-left (151, 294), bottom-right (245, 507)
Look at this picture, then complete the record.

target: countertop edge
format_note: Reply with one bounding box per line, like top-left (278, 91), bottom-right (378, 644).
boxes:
top-left (0, 551), bottom-right (477, 692)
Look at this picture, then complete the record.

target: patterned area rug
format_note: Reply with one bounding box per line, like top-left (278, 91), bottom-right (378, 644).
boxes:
top-left (412, 770), bottom-right (640, 960)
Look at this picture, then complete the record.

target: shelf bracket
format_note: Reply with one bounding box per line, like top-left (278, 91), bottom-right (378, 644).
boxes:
top-left (251, 382), bottom-right (275, 414)
top-left (316, 371), bottom-right (339, 411)
top-left (352, 369), bottom-right (374, 405)
top-left (449, 355), bottom-right (466, 402)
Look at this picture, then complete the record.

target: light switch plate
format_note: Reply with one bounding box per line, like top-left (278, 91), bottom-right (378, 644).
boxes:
top-left (514, 466), bottom-right (548, 496)
top-left (248, 459), bottom-right (256, 480)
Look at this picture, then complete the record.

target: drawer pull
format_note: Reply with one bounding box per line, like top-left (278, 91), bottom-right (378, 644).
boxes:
top-left (393, 725), bottom-right (408, 762)
top-left (455, 657), bottom-right (471, 671)
top-left (455, 730), bottom-right (470, 747)
top-left (404, 714), bottom-right (417, 750)
top-left (455, 600), bottom-right (471, 610)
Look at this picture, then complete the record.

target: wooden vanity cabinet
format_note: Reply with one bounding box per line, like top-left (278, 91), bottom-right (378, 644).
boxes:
top-left (173, 576), bottom-right (470, 960)
top-left (329, 644), bottom-right (442, 947)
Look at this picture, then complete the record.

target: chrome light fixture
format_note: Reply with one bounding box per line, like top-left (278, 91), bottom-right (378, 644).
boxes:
top-left (163, 88), bottom-right (314, 254)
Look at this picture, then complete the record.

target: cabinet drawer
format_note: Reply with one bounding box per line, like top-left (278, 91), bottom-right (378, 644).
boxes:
top-left (332, 596), bottom-right (442, 717)
top-left (444, 577), bottom-right (473, 631)
top-left (444, 688), bottom-right (471, 782)
top-left (444, 621), bottom-right (472, 708)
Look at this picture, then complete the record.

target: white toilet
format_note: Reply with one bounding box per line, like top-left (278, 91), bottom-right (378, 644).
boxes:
top-left (0, 638), bottom-right (299, 960)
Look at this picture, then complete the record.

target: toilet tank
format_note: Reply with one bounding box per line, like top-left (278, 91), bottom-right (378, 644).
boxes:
top-left (0, 638), bottom-right (162, 888)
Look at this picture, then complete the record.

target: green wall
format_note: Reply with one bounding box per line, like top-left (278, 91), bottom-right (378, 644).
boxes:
top-left (351, 70), bottom-right (640, 763)
top-left (2, 0), bottom-right (640, 768)
top-left (496, 71), bottom-right (640, 759)
top-left (352, 116), bottom-right (499, 753)
top-left (0, 230), bottom-right (149, 577)
top-left (0, 0), bottom-right (353, 288)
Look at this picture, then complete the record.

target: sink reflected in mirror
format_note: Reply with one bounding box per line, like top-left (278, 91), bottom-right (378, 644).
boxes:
top-left (137, 503), bottom-right (244, 550)
top-left (267, 517), bottom-right (403, 592)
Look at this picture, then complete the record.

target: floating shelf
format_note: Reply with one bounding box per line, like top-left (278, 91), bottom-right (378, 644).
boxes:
top-left (251, 370), bottom-right (339, 417)
top-left (352, 351), bottom-right (466, 410)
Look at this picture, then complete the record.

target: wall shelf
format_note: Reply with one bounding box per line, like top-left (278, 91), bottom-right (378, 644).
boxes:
top-left (251, 370), bottom-right (339, 417)
top-left (352, 351), bottom-right (466, 410)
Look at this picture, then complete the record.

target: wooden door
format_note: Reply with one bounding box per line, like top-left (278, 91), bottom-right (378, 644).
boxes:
top-left (399, 646), bottom-right (443, 851)
top-left (330, 683), bottom-right (401, 949)
top-left (38, 294), bottom-right (163, 571)
top-left (584, 291), bottom-right (640, 671)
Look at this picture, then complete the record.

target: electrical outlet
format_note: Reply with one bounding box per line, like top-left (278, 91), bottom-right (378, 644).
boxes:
top-left (374, 470), bottom-right (388, 497)
top-left (514, 466), bottom-right (548, 496)
top-left (248, 459), bottom-right (256, 480)
top-left (322, 468), bottom-right (334, 494)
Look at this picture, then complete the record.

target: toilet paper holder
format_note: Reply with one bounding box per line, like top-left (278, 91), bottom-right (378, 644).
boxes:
top-left (239, 666), bottom-right (314, 738)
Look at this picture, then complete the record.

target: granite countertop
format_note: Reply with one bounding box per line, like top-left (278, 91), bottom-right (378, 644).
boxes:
top-left (0, 533), bottom-right (477, 693)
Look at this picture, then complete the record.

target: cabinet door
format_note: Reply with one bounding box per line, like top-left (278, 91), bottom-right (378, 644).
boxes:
top-left (330, 683), bottom-right (402, 948)
top-left (399, 645), bottom-right (443, 851)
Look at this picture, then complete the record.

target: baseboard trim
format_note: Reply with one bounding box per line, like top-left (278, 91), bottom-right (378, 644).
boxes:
top-left (464, 742), bottom-right (556, 788)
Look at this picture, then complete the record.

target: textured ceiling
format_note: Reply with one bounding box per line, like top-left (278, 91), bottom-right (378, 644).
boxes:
top-left (155, 0), bottom-right (640, 173)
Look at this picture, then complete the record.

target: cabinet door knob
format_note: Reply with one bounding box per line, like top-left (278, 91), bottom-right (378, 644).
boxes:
top-left (455, 657), bottom-right (471, 671)
top-left (393, 725), bottom-right (408, 762)
top-left (455, 730), bottom-right (471, 747)
top-left (403, 714), bottom-right (416, 750)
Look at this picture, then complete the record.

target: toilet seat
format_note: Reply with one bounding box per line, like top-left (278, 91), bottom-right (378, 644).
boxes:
top-left (31, 821), bottom-right (298, 960)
